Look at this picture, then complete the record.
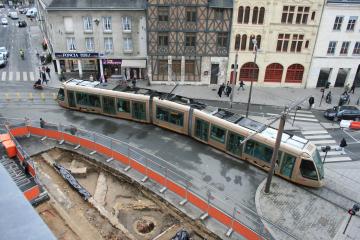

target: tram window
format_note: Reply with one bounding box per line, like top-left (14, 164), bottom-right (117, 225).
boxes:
top-left (117, 99), bottom-right (130, 113)
top-left (57, 88), bottom-right (65, 101)
top-left (210, 124), bottom-right (226, 143)
top-left (76, 92), bottom-right (101, 107)
top-left (156, 106), bottom-right (184, 126)
top-left (132, 101), bottom-right (146, 120)
top-left (245, 140), bottom-right (255, 155)
top-left (194, 118), bottom-right (209, 141)
top-left (280, 153), bottom-right (296, 178)
top-left (300, 159), bottom-right (318, 180)
top-left (102, 96), bottom-right (116, 115)
top-left (253, 142), bottom-right (273, 163)
top-left (226, 132), bottom-right (244, 156)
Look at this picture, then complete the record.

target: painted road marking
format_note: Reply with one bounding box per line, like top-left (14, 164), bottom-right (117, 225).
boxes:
top-left (305, 135), bottom-right (333, 140)
top-left (1, 72), bottom-right (5, 81)
top-left (290, 116), bottom-right (318, 122)
top-left (16, 72), bottom-right (20, 81)
top-left (297, 110), bottom-right (313, 113)
top-left (8, 72), bottom-right (13, 81)
top-left (317, 145), bottom-right (339, 151)
top-left (302, 130), bottom-right (328, 135)
top-left (23, 72), bottom-right (27, 81)
top-left (324, 156), bottom-right (352, 162)
top-left (29, 72), bottom-right (35, 81)
top-left (311, 139), bottom-right (337, 145)
top-left (320, 151), bottom-right (346, 156)
top-left (289, 113), bottom-right (316, 118)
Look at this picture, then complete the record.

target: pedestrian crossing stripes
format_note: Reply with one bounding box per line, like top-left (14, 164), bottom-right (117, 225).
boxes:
top-left (291, 110), bottom-right (354, 163)
top-left (0, 71), bottom-right (36, 82)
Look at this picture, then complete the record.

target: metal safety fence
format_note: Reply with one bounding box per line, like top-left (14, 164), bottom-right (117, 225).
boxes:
top-left (0, 117), bottom-right (299, 240)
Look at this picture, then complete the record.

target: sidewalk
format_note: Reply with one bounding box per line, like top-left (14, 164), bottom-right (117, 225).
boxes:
top-left (28, 23), bottom-right (61, 89)
top-left (136, 80), bottom-right (360, 111)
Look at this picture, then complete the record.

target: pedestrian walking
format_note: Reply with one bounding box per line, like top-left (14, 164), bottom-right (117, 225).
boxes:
top-left (238, 80), bottom-right (245, 91)
top-left (45, 66), bottom-right (51, 79)
top-left (350, 82), bottom-right (356, 94)
top-left (218, 83), bottom-right (225, 98)
top-left (40, 118), bottom-right (45, 128)
top-left (41, 71), bottom-right (48, 84)
top-left (344, 83), bottom-right (350, 93)
top-left (226, 84), bottom-right (232, 97)
top-left (308, 96), bottom-right (314, 110)
top-left (340, 138), bottom-right (347, 151)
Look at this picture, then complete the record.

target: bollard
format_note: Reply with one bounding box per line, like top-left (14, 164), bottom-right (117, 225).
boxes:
top-left (16, 92), bottom-right (21, 101)
top-left (5, 93), bottom-right (10, 101)
top-left (29, 93), bottom-right (33, 101)
top-left (52, 93), bottom-right (57, 100)
top-left (40, 93), bottom-right (45, 102)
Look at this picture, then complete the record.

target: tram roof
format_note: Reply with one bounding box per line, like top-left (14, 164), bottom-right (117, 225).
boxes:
top-left (64, 79), bottom-right (309, 149)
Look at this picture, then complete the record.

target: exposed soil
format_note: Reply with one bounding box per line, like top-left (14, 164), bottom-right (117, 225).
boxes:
top-left (33, 148), bottom-right (217, 240)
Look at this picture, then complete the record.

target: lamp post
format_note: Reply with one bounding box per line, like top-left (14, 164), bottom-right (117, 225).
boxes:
top-left (230, 51), bottom-right (239, 108)
top-left (292, 106), bottom-right (302, 126)
top-left (245, 37), bottom-right (258, 118)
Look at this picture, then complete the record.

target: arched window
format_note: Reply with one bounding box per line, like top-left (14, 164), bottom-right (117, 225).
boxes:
top-left (285, 64), bottom-right (304, 83)
top-left (259, 7), bottom-right (265, 24)
top-left (244, 6), bottom-right (250, 24)
top-left (238, 6), bottom-right (244, 23)
top-left (256, 35), bottom-right (261, 49)
top-left (234, 34), bottom-right (241, 50)
top-left (249, 35), bottom-right (255, 50)
top-left (264, 63), bottom-right (283, 82)
top-left (239, 62), bottom-right (259, 82)
top-left (241, 34), bottom-right (247, 50)
top-left (252, 7), bottom-right (258, 24)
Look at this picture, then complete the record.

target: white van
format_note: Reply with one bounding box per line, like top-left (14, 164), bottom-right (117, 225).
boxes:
top-left (26, 8), bottom-right (37, 18)
top-left (9, 12), bottom-right (18, 20)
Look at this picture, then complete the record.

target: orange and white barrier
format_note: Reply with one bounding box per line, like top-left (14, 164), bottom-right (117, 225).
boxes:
top-left (7, 125), bottom-right (265, 240)
top-left (340, 120), bottom-right (360, 130)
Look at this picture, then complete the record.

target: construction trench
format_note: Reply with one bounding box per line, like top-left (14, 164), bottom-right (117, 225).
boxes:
top-left (32, 147), bottom-right (219, 240)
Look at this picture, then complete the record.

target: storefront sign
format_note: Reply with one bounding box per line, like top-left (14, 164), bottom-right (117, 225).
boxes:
top-left (103, 59), bottom-right (122, 65)
top-left (55, 52), bottom-right (99, 58)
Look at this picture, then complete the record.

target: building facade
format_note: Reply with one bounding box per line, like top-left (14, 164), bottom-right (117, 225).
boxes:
top-left (228, 0), bottom-right (324, 88)
top-left (307, 0), bottom-right (360, 88)
top-left (147, 0), bottom-right (233, 85)
top-left (36, 0), bottom-right (147, 80)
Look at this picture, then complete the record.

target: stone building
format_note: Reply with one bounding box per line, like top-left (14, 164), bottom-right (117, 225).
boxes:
top-left (228, 0), bottom-right (324, 88)
top-left (307, 0), bottom-right (360, 88)
top-left (36, 0), bottom-right (147, 80)
top-left (147, 0), bottom-right (233, 85)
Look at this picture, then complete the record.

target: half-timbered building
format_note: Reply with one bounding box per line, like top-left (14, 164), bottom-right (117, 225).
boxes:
top-left (147, 0), bottom-right (233, 85)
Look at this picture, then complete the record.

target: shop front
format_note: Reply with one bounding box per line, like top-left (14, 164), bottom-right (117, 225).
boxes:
top-left (101, 58), bottom-right (147, 80)
top-left (54, 52), bottom-right (100, 79)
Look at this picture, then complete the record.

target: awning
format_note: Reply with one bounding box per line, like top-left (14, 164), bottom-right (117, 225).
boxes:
top-left (121, 59), bottom-right (146, 68)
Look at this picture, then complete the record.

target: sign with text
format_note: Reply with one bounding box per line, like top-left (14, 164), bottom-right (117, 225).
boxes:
top-left (55, 52), bottom-right (99, 58)
top-left (102, 59), bottom-right (122, 65)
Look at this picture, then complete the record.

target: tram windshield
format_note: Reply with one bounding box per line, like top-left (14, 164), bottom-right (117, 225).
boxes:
top-left (312, 150), bottom-right (324, 179)
top-left (57, 88), bottom-right (65, 101)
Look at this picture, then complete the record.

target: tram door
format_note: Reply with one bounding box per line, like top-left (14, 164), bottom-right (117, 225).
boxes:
top-left (279, 153), bottom-right (296, 178)
top-left (67, 91), bottom-right (76, 108)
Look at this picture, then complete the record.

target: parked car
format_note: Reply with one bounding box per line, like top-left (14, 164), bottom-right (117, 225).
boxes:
top-left (18, 20), bottom-right (26, 27)
top-left (0, 53), bottom-right (7, 67)
top-left (1, 17), bottom-right (8, 25)
top-left (9, 12), bottom-right (18, 19)
top-left (0, 46), bottom-right (9, 57)
top-left (26, 8), bottom-right (37, 18)
top-left (0, 3), bottom-right (5, 8)
top-left (324, 105), bottom-right (360, 121)
top-left (19, 8), bottom-right (28, 14)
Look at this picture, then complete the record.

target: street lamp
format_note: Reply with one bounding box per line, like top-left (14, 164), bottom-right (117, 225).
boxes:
top-left (230, 51), bottom-right (239, 108)
top-left (292, 106), bottom-right (302, 126)
top-left (245, 37), bottom-right (258, 118)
